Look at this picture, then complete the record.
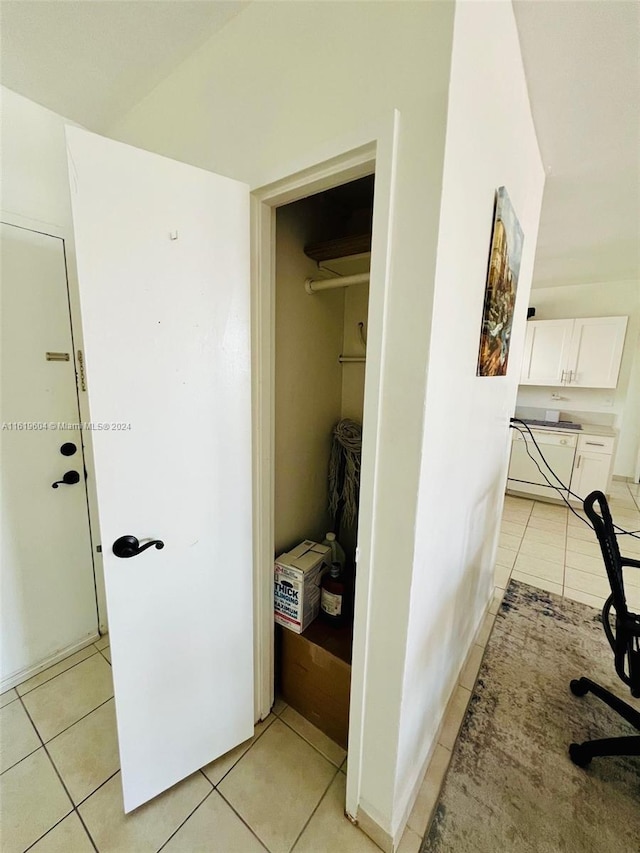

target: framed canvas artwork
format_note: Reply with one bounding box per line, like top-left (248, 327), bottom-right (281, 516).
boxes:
top-left (477, 187), bottom-right (524, 376)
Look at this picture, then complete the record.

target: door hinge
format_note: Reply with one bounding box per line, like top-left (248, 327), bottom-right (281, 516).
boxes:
top-left (96, 545), bottom-right (102, 553)
top-left (77, 349), bottom-right (86, 391)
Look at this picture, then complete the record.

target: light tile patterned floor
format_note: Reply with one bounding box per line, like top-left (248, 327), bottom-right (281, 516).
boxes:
top-left (2, 482), bottom-right (637, 852)
top-left (0, 637), bottom-right (420, 853)
top-left (499, 480), bottom-right (640, 611)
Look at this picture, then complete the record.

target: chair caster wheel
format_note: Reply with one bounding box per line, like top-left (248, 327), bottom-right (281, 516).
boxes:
top-left (569, 743), bottom-right (591, 768)
top-left (570, 678), bottom-right (589, 697)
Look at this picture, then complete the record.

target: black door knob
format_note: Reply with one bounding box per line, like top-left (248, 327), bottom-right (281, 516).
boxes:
top-left (112, 535), bottom-right (165, 558)
top-left (60, 442), bottom-right (77, 456)
top-left (52, 470), bottom-right (80, 489)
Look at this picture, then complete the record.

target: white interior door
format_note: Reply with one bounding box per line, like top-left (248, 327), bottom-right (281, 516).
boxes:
top-left (1, 222), bottom-right (97, 688)
top-left (66, 127), bottom-right (254, 812)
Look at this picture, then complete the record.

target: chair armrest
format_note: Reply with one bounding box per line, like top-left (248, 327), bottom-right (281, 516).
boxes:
top-left (621, 557), bottom-right (640, 570)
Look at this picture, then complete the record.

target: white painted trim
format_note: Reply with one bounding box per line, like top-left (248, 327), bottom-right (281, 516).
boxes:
top-left (1, 632), bottom-right (100, 693)
top-left (250, 110), bottom-right (400, 821)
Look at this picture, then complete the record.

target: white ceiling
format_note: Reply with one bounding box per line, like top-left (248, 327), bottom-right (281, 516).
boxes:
top-left (1, 1), bottom-right (638, 289)
top-left (513, 0), bottom-right (640, 288)
top-left (0, 1), bottom-right (249, 132)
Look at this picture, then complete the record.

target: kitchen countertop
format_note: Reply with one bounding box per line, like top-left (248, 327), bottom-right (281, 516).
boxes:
top-left (512, 419), bottom-right (617, 438)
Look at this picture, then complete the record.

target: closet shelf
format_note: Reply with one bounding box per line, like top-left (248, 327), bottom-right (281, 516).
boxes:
top-left (304, 233), bottom-right (371, 262)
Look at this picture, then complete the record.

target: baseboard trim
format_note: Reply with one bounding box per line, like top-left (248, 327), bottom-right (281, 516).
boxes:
top-left (1, 632), bottom-right (100, 693)
top-left (356, 806), bottom-right (394, 853)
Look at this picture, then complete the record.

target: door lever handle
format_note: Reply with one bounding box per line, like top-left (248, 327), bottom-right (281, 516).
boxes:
top-left (52, 470), bottom-right (80, 488)
top-left (112, 535), bottom-right (165, 558)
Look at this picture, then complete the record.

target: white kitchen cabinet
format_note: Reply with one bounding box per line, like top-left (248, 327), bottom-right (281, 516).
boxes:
top-left (520, 319), bottom-right (573, 386)
top-left (566, 317), bottom-right (628, 389)
top-left (569, 433), bottom-right (616, 502)
top-left (520, 316), bottom-right (627, 389)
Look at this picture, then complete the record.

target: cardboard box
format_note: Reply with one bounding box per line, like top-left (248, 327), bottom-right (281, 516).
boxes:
top-left (274, 540), bottom-right (331, 633)
top-left (278, 622), bottom-right (352, 749)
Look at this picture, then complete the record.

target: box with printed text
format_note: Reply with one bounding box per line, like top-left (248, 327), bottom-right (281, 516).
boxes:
top-left (274, 540), bottom-right (331, 634)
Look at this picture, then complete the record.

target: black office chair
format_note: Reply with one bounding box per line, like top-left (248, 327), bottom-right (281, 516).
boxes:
top-left (568, 490), bottom-right (640, 767)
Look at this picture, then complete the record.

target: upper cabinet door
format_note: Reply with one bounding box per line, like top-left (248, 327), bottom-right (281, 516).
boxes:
top-left (566, 316), bottom-right (628, 388)
top-left (520, 319), bottom-right (574, 385)
top-left (66, 127), bottom-right (254, 813)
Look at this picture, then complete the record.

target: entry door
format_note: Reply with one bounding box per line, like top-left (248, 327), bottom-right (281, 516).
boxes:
top-left (66, 127), bottom-right (254, 812)
top-left (0, 222), bottom-right (97, 686)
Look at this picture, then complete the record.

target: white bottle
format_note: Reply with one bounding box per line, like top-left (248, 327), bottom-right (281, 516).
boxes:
top-left (323, 532), bottom-right (346, 569)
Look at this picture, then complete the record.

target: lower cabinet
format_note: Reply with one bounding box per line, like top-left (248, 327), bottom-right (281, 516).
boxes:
top-left (569, 435), bottom-right (616, 502)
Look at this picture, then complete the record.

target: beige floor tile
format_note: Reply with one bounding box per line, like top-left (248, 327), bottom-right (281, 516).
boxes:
top-left (272, 696), bottom-right (288, 716)
top-left (407, 744), bottom-right (451, 836)
top-left (567, 510), bottom-right (590, 528)
top-left (79, 770), bottom-right (211, 853)
top-left (0, 748), bottom-right (72, 853)
top-left (292, 772), bottom-right (378, 853)
top-left (163, 790), bottom-right (267, 852)
top-left (101, 646), bottom-right (112, 663)
top-left (565, 522), bottom-right (598, 542)
top-left (476, 610), bottom-right (497, 647)
top-left (94, 634), bottom-right (110, 651)
top-left (398, 827), bottom-right (423, 853)
top-left (563, 587), bottom-right (607, 611)
top-left (626, 584), bottom-right (640, 611)
top-left (280, 706), bottom-right (346, 767)
top-left (459, 645), bottom-right (484, 691)
top-left (201, 714), bottom-right (275, 786)
top-left (531, 503), bottom-right (567, 520)
top-left (29, 812), bottom-right (95, 853)
top-left (495, 547), bottom-right (516, 569)
top-left (565, 549), bottom-right (607, 575)
top-left (501, 508), bottom-right (532, 525)
top-left (22, 654), bottom-right (113, 743)
top-left (218, 719), bottom-right (336, 853)
top-left (504, 495), bottom-right (534, 509)
top-left (526, 515), bottom-right (566, 535)
top-left (498, 532), bottom-right (522, 552)
top-left (16, 645), bottom-right (98, 697)
top-left (0, 688), bottom-right (18, 709)
top-left (438, 686), bottom-right (471, 751)
top-left (566, 536), bottom-right (602, 558)
top-left (494, 563), bottom-right (512, 590)
top-left (0, 698), bottom-right (41, 773)
top-left (500, 520), bottom-right (526, 538)
top-left (518, 538), bottom-right (565, 565)
top-left (565, 567), bottom-right (610, 599)
top-left (513, 553), bottom-right (564, 584)
top-left (488, 587), bottom-right (505, 615)
top-left (522, 526), bottom-right (566, 548)
top-left (511, 571), bottom-right (563, 597)
top-left (47, 698), bottom-right (119, 804)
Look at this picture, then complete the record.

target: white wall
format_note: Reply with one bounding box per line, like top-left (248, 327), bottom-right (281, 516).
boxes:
top-left (517, 280), bottom-right (640, 477)
top-left (0, 87), bottom-right (108, 636)
top-left (1, 87), bottom-right (74, 228)
top-left (274, 200), bottom-right (344, 555)
top-left (394, 1), bottom-right (544, 836)
top-left (109, 0), bottom-right (456, 837)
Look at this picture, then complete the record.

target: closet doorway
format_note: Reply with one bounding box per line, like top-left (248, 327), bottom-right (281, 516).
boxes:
top-left (251, 118), bottom-right (398, 820)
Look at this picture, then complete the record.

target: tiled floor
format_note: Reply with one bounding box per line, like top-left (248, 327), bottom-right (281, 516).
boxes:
top-left (0, 637), bottom-right (421, 853)
top-left (498, 479), bottom-right (640, 611)
top-left (3, 482), bottom-right (637, 852)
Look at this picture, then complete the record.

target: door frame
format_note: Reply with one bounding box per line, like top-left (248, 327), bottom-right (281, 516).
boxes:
top-left (251, 110), bottom-right (399, 820)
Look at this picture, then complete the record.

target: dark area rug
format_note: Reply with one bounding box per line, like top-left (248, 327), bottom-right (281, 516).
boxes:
top-left (421, 580), bottom-right (640, 853)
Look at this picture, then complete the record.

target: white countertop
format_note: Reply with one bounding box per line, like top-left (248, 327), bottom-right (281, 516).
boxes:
top-left (512, 419), bottom-right (617, 438)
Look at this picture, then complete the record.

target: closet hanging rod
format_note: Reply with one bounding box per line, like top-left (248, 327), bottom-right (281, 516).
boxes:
top-left (305, 272), bottom-right (370, 294)
top-left (338, 356), bottom-right (366, 364)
